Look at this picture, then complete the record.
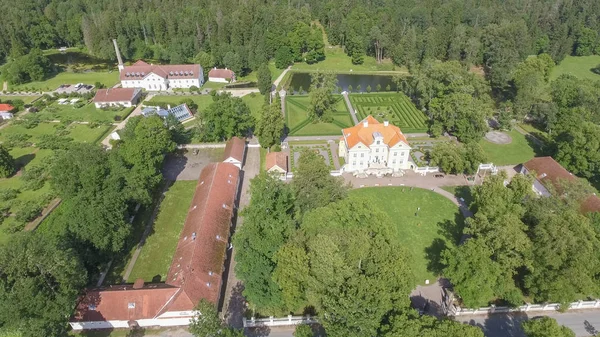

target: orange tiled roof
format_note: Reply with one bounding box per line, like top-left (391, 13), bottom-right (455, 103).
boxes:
top-left (266, 152), bottom-right (288, 172)
top-left (342, 116), bottom-right (408, 149)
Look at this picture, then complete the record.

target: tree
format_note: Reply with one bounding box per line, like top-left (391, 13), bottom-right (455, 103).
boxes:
top-left (376, 84), bottom-right (381, 92)
top-left (223, 51), bottom-right (243, 76)
top-left (512, 54), bottom-right (555, 120)
top-left (552, 121), bottom-right (600, 181)
top-left (0, 145), bottom-right (15, 178)
top-left (233, 173), bottom-right (296, 314)
top-left (522, 317), bottom-right (575, 337)
top-left (291, 148), bottom-right (347, 215)
top-left (428, 93), bottom-right (490, 142)
top-left (257, 63), bottom-right (273, 95)
top-left (429, 142), bottom-right (464, 174)
top-left (366, 85), bottom-right (371, 93)
top-left (574, 27), bottom-right (597, 56)
top-left (256, 100), bottom-right (284, 149)
top-left (0, 233), bottom-right (87, 337)
top-left (190, 299), bottom-right (244, 337)
top-left (382, 312), bottom-right (485, 337)
top-left (276, 197), bottom-right (415, 337)
top-left (294, 324), bottom-right (314, 337)
top-left (198, 92), bottom-right (254, 142)
top-left (275, 46), bottom-right (294, 69)
top-left (307, 72), bottom-right (337, 122)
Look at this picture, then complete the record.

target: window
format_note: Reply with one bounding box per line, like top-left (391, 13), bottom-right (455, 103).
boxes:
top-left (392, 160), bottom-right (396, 164)
top-left (128, 303), bottom-right (136, 309)
top-left (352, 161), bottom-right (356, 166)
top-left (400, 152), bottom-right (405, 156)
top-left (377, 141), bottom-right (380, 145)
top-left (394, 152), bottom-right (398, 156)
top-left (361, 153), bottom-right (364, 157)
top-left (360, 161), bottom-right (363, 166)
top-left (353, 153), bottom-right (357, 158)
top-left (376, 149), bottom-right (379, 153)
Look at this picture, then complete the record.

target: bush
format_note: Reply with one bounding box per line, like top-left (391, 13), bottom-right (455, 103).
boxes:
top-left (5, 219), bottom-right (26, 234)
top-left (114, 115), bottom-right (122, 121)
top-left (0, 188), bottom-right (19, 202)
top-left (4, 133), bottom-right (32, 148)
top-left (20, 164), bottom-right (48, 191)
top-left (15, 200), bottom-right (43, 223)
top-left (36, 134), bottom-right (73, 150)
top-left (190, 85), bottom-right (199, 92)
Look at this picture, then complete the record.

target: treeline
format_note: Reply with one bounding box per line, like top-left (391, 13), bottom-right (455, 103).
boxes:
top-left (2, 0), bottom-right (600, 79)
top-left (444, 173), bottom-right (600, 308)
top-left (0, 116), bottom-right (178, 336)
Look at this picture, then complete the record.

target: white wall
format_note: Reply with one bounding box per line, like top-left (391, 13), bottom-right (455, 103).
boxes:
top-left (95, 101), bottom-right (133, 108)
top-left (209, 77), bottom-right (229, 83)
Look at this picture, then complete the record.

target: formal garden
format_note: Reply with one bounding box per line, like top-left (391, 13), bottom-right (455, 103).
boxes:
top-left (285, 95), bottom-right (353, 136)
top-left (0, 121), bottom-right (114, 243)
top-left (350, 93), bottom-right (428, 133)
top-left (349, 187), bottom-right (463, 285)
top-left (38, 102), bottom-right (134, 123)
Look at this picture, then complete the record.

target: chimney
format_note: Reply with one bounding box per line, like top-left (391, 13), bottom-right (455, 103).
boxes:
top-left (112, 39), bottom-right (124, 73)
top-left (363, 120), bottom-right (368, 127)
top-left (384, 120), bottom-right (389, 127)
top-left (132, 279), bottom-right (144, 289)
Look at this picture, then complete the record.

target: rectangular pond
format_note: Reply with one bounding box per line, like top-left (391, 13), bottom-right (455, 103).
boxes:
top-left (287, 72), bottom-right (399, 93)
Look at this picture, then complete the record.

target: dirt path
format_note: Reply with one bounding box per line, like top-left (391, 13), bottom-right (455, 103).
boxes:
top-left (101, 94), bottom-right (154, 148)
top-left (342, 92), bottom-right (359, 124)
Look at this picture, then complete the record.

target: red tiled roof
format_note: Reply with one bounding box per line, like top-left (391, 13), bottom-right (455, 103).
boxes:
top-left (72, 285), bottom-right (179, 322)
top-left (93, 88), bottom-right (140, 103)
top-left (223, 137), bottom-right (246, 163)
top-left (266, 152), bottom-right (288, 172)
top-left (165, 162), bottom-right (240, 305)
top-left (208, 68), bottom-right (235, 79)
top-left (0, 104), bottom-right (15, 112)
top-left (523, 156), bottom-right (600, 213)
top-left (120, 61), bottom-right (201, 81)
top-left (342, 116), bottom-right (408, 149)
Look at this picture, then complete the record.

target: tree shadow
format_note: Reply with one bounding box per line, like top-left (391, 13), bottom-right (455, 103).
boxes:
top-left (585, 320), bottom-right (598, 336)
top-left (462, 312), bottom-right (529, 337)
top-left (425, 238), bottom-right (447, 276)
top-left (224, 282), bottom-right (246, 329)
top-left (525, 134), bottom-right (548, 156)
top-left (14, 153), bottom-right (36, 170)
top-left (437, 211), bottom-right (466, 244)
top-left (161, 151), bottom-right (189, 181)
top-left (151, 275), bottom-right (161, 283)
top-left (410, 293), bottom-right (444, 317)
top-left (245, 325), bottom-right (271, 337)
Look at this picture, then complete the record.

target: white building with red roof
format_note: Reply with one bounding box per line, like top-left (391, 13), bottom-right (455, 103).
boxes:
top-left (93, 88), bottom-right (142, 108)
top-left (120, 60), bottom-right (204, 91)
top-left (208, 68), bottom-right (235, 83)
top-left (339, 116), bottom-right (412, 173)
top-left (70, 162), bottom-right (240, 330)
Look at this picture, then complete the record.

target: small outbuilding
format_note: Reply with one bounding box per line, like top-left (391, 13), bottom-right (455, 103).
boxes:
top-left (266, 152), bottom-right (288, 178)
top-left (93, 88), bottom-right (142, 108)
top-left (222, 137), bottom-right (246, 169)
top-left (0, 104), bottom-right (15, 120)
top-left (208, 68), bottom-right (236, 83)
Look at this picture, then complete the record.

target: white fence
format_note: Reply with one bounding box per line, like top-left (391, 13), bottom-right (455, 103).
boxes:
top-left (414, 166), bottom-right (439, 176)
top-left (178, 143), bottom-right (226, 149)
top-left (243, 315), bottom-right (318, 328)
top-left (450, 300), bottom-right (600, 316)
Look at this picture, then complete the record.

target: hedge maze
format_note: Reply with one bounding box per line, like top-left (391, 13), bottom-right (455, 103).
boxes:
top-left (350, 93), bottom-right (428, 133)
top-left (285, 95), bottom-right (354, 136)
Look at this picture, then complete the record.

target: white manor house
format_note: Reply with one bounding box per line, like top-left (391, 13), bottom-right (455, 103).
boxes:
top-left (339, 116), bottom-right (412, 174)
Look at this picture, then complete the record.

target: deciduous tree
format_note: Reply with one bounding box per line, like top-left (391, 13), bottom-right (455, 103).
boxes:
top-left (307, 72), bottom-right (337, 122)
top-left (256, 99), bottom-right (284, 149)
top-left (522, 317), bottom-right (575, 337)
top-left (0, 145), bottom-right (15, 178)
top-left (199, 93), bottom-right (254, 142)
top-left (257, 63), bottom-right (273, 95)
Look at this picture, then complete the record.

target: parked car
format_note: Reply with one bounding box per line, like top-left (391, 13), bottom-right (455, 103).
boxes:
top-left (434, 173), bottom-right (445, 178)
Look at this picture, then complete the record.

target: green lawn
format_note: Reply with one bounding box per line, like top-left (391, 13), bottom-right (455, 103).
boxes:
top-left (349, 187), bottom-right (463, 285)
top-left (550, 55), bottom-right (600, 81)
top-left (350, 92), bottom-right (428, 133)
top-left (7, 71), bottom-right (119, 92)
top-left (441, 186), bottom-right (474, 207)
top-left (238, 61), bottom-right (285, 84)
top-left (285, 95), bottom-right (353, 136)
top-left (242, 93), bottom-right (266, 121)
top-left (291, 46), bottom-right (407, 73)
top-left (126, 181), bottom-right (197, 283)
top-left (0, 122), bottom-right (59, 143)
top-left (39, 102), bottom-right (132, 123)
top-left (479, 129), bottom-right (537, 166)
top-left (201, 81), bottom-right (228, 90)
top-left (148, 95), bottom-right (215, 113)
top-left (67, 124), bottom-right (114, 143)
top-left (0, 95), bottom-right (41, 104)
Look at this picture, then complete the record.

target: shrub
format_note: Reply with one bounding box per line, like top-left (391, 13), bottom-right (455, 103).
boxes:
top-left (20, 164), bottom-right (48, 191)
top-left (15, 200), bottom-right (43, 223)
top-left (36, 134), bottom-right (73, 150)
top-left (0, 188), bottom-right (19, 202)
top-left (4, 133), bottom-right (32, 148)
top-left (114, 115), bottom-right (122, 121)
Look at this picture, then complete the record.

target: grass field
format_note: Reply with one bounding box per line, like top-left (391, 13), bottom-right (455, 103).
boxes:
top-left (242, 93), bottom-right (266, 121)
top-left (39, 102), bottom-right (133, 123)
top-left (550, 55), bottom-right (600, 81)
top-left (349, 187), bottom-right (463, 285)
top-left (0, 122), bottom-right (112, 144)
top-left (148, 95), bottom-right (215, 112)
top-left (479, 129), bottom-right (538, 166)
top-left (285, 95), bottom-right (353, 136)
top-left (7, 71), bottom-right (119, 92)
top-left (291, 46), bottom-right (406, 73)
top-left (350, 93), bottom-right (428, 133)
top-left (238, 61), bottom-right (285, 84)
top-left (126, 181), bottom-right (197, 283)
top-left (0, 95), bottom-right (41, 104)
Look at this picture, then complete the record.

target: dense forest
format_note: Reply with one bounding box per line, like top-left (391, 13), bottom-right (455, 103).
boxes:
top-left (2, 0), bottom-right (600, 80)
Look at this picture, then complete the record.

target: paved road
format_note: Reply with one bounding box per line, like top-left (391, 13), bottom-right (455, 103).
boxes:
top-left (458, 310), bottom-right (600, 337)
top-left (273, 66), bottom-right (292, 88)
top-left (341, 92), bottom-right (359, 124)
top-left (100, 94), bottom-right (154, 148)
